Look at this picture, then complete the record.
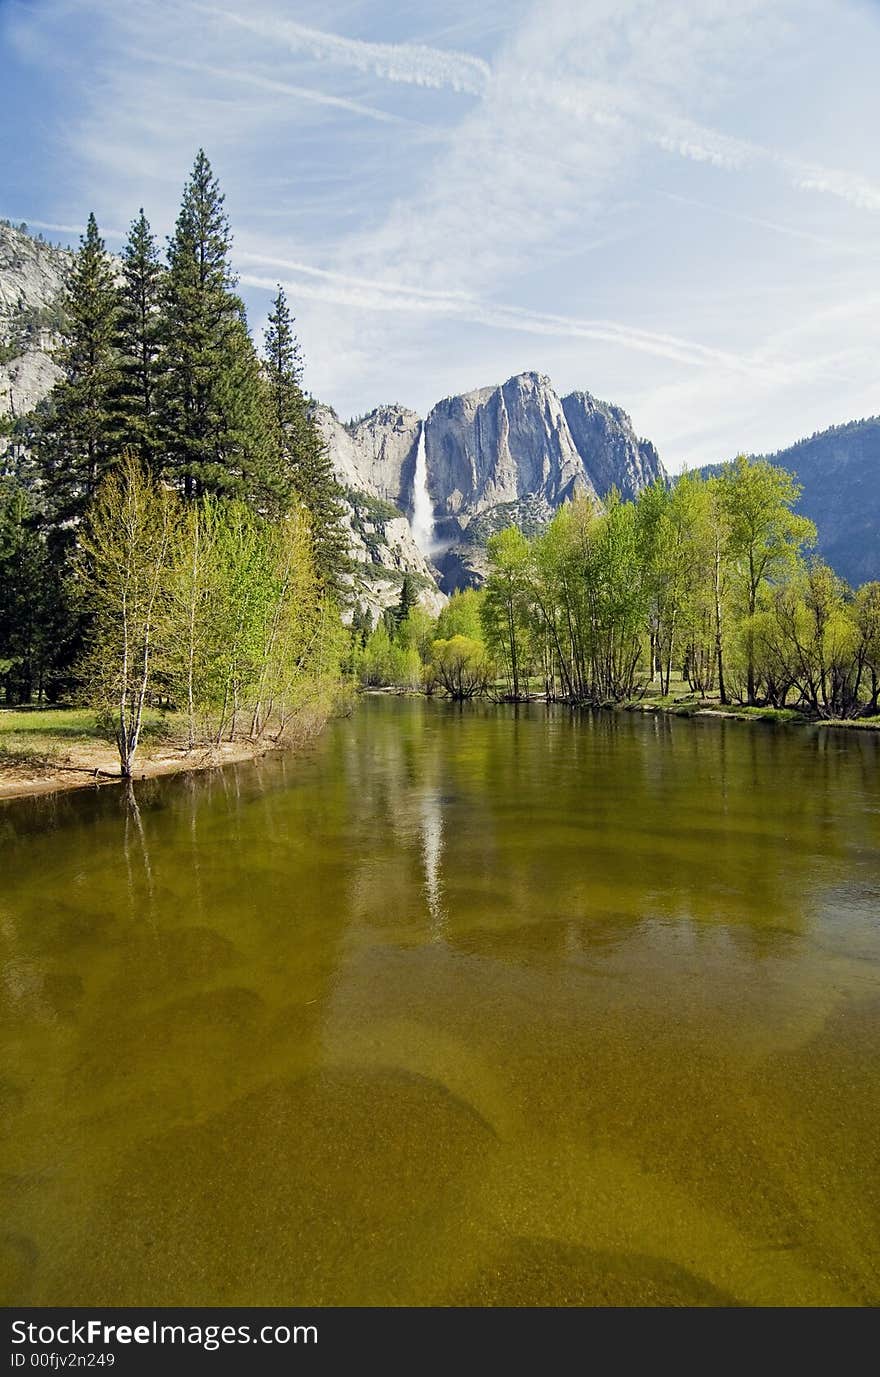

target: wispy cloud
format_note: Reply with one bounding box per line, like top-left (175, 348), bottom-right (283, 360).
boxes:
top-left (6, 0), bottom-right (880, 467)
top-left (235, 249), bottom-right (478, 301)
top-left (153, 55), bottom-right (410, 125)
top-left (652, 116), bottom-right (880, 212)
top-left (0, 214), bottom-right (125, 239)
top-left (201, 6), bottom-right (492, 95)
top-left (238, 266), bottom-right (769, 375)
top-left (544, 84), bottom-right (880, 213)
top-left (662, 192), bottom-right (879, 256)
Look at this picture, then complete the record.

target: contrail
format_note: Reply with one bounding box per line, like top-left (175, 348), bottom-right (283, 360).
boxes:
top-left (200, 7), bottom-right (491, 95)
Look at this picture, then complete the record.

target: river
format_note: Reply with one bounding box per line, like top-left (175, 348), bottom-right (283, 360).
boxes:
top-left (2, 696), bottom-right (879, 1305)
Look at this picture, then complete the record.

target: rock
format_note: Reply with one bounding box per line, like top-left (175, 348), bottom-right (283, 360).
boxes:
top-left (0, 223), bottom-right (68, 436)
top-left (340, 489), bottom-right (445, 621)
top-left (0, 222), bottom-right (70, 340)
top-left (314, 402), bottom-right (421, 510)
top-left (424, 371), bottom-right (600, 520)
top-left (0, 350), bottom-right (60, 420)
top-left (561, 390), bottom-right (664, 501)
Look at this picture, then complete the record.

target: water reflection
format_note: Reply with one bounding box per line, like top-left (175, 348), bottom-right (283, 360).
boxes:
top-left (1, 699), bottom-right (879, 1305)
top-left (419, 791), bottom-right (446, 935)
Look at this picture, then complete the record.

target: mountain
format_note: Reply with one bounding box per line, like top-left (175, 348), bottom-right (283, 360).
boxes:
top-left (315, 373), bottom-right (668, 593)
top-left (424, 372), bottom-right (598, 521)
top-left (311, 402), bottom-right (438, 614)
top-left (760, 422), bottom-right (880, 587)
top-left (421, 372), bottom-right (664, 589)
top-left (696, 420), bottom-right (880, 587)
top-left (560, 390), bottom-right (663, 503)
top-left (0, 221), bottom-right (68, 419)
top-left (315, 402), bottom-right (421, 510)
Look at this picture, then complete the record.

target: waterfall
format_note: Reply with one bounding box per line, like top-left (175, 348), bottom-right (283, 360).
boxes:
top-left (411, 423), bottom-right (435, 554)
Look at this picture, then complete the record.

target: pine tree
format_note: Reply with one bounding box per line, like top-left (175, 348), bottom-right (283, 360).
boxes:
top-left (37, 213), bottom-right (120, 523)
top-left (115, 209), bottom-right (163, 467)
top-left (262, 285), bottom-right (348, 591)
top-left (394, 572), bottom-right (419, 625)
top-left (159, 150), bottom-right (271, 503)
top-left (0, 480), bottom-right (78, 703)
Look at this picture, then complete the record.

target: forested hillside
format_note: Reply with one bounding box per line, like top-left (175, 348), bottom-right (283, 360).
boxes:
top-left (0, 153), bottom-right (350, 774)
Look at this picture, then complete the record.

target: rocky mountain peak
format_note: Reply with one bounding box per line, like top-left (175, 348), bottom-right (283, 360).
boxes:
top-left (0, 222), bottom-right (70, 418)
top-left (560, 389), bottom-right (664, 502)
top-left (314, 402), bottom-right (421, 511)
top-left (424, 370), bottom-right (597, 524)
top-left (0, 221), bottom-right (70, 338)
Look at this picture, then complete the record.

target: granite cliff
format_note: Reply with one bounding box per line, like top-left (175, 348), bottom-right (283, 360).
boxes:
top-left (10, 220), bottom-right (873, 599)
top-left (0, 222), bottom-right (68, 419)
top-left (315, 372), bottom-right (667, 591)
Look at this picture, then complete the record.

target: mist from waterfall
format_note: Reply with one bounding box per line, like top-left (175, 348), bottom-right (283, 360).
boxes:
top-left (411, 423), bottom-right (435, 554)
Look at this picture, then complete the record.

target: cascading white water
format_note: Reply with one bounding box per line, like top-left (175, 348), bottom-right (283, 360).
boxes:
top-left (410, 423), bottom-right (435, 554)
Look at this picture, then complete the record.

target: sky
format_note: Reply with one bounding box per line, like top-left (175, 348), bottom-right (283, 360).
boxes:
top-left (2, 0), bottom-right (880, 470)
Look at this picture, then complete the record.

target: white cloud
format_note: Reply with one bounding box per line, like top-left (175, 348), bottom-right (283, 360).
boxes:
top-left (154, 56), bottom-right (410, 125)
top-left (201, 6), bottom-right (491, 95)
top-left (0, 215), bottom-right (126, 239)
top-left (6, 0), bottom-right (880, 466)
top-left (238, 267), bottom-right (768, 374)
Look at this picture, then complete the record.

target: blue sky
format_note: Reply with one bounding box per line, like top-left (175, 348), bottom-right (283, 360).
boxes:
top-left (2, 0), bottom-right (880, 469)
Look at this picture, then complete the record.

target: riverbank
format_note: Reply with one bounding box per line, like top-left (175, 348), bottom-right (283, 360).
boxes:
top-left (620, 694), bottom-right (880, 729)
top-left (0, 705), bottom-right (331, 802)
top-left (363, 685), bottom-right (880, 730)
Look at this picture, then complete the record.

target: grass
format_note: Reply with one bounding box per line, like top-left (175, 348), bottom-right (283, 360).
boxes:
top-left (0, 705), bottom-right (173, 768)
top-left (706, 703), bottom-right (805, 724)
top-left (624, 683), bottom-right (879, 727)
top-left (0, 698), bottom-right (338, 798)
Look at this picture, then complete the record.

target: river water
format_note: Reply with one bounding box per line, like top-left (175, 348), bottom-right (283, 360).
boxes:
top-left (2, 697), bottom-right (879, 1305)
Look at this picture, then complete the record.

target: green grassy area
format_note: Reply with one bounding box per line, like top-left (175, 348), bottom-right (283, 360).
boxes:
top-left (705, 703), bottom-right (805, 723)
top-left (0, 706), bottom-right (173, 766)
top-left (625, 687), bottom-right (880, 727)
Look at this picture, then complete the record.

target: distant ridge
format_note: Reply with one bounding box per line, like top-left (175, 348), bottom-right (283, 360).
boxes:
top-left (696, 416), bottom-right (880, 586)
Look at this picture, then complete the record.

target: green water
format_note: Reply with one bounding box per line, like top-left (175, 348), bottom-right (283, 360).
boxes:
top-left (2, 697), bottom-right (879, 1306)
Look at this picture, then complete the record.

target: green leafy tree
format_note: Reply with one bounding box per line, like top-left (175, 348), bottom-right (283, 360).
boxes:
top-left (359, 617), bottom-right (421, 688)
top-left (482, 526), bottom-right (532, 698)
top-left (718, 456), bottom-right (815, 704)
top-left (435, 588), bottom-right (485, 641)
top-left (429, 636), bottom-right (493, 701)
top-left (75, 456), bottom-right (179, 777)
top-left (854, 582), bottom-right (880, 714)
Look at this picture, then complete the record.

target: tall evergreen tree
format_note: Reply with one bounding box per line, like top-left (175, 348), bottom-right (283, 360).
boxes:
top-left (36, 212), bottom-right (120, 523)
top-left (114, 208), bottom-right (163, 466)
top-left (394, 572), bottom-right (419, 625)
top-left (0, 480), bottom-right (77, 702)
top-left (159, 150), bottom-right (271, 503)
top-left (262, 285), bottom-right (348, 592)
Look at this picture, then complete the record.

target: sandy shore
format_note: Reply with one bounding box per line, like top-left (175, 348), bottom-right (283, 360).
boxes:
top-left (0, 738), bottom-right (280, 803)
